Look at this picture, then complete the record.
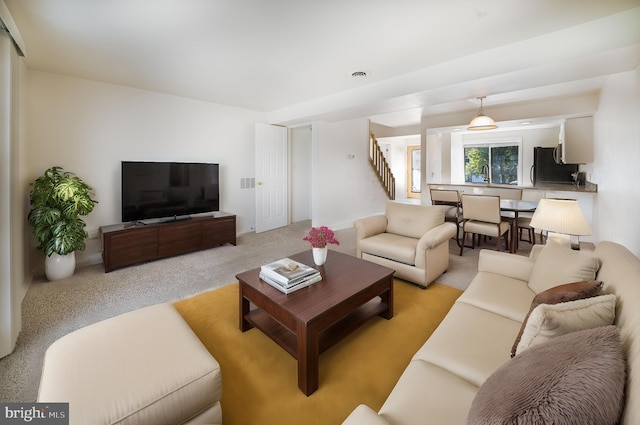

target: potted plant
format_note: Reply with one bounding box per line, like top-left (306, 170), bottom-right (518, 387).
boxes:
top-left (303, 226), bottom-right (339, 266)
top-left (28, 166), bottom-right (97, 281)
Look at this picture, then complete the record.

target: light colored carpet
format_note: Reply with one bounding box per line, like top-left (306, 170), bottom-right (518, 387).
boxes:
top-left (174, 280), bottom-right (462, 425)
top-left (0, 220), bottom-right (532, 402)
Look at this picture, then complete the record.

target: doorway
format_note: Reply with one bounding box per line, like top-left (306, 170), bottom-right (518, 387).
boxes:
top-left (290, 126), bottom-right (312, 223)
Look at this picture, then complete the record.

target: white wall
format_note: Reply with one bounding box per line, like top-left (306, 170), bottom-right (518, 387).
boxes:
top-left (591, 69), bottom-right (640, 256)
top-left (311, 118), bottom-right (388, 229)
top-left (26, 71), bottom-right (265, 266)
top-left (426, 131), bottom-right (449, 185)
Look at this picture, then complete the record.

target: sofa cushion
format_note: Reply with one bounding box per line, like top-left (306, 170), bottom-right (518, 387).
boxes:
top-left (515, 294), bottom-right (616, 355)
top-left (467, 325), bottom-right (626, 425)
top-left (528, 240), bottom-right (599, 293)
top-left (358, 232), bottom-right (417, 265)
top-left (413, 302), bottom-right (521, 387)
top-left (510, 280), bottom-right (603, 357)
top-left (456, 272), bottom-right (534, 323)
top-left (379, 361), bottom-right (478, 425)
top-left (385, 201), bottom-right (444, 239)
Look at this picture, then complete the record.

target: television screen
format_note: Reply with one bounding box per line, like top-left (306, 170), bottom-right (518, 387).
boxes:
top-left (121, 161), bottom-right (219, 223)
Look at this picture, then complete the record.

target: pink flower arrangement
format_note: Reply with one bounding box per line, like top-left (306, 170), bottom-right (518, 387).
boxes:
top-left (303, 226), bottom-right (340, 248)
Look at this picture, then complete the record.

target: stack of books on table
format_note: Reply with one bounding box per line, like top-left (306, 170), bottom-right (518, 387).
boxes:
top-left (259, 258), bottom-right (322, 294)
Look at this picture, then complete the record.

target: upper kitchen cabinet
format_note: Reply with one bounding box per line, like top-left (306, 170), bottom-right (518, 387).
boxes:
top-left (560, 116), bottom-right (593, 164)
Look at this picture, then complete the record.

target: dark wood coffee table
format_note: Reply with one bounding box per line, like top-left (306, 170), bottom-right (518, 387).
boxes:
top-left (236, 250), bottom-right (394, 396)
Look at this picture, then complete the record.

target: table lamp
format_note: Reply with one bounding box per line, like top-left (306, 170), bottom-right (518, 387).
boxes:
top-left (529, 198), bottom-right (591, 250)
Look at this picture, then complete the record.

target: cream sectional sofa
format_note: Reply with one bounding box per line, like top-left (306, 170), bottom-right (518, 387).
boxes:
top-left (354, 201), bottom-right (457, 288)
top-left (342, 240), bottom-right (640, 424)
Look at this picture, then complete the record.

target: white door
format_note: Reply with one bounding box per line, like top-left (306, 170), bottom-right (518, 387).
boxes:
top-left (255, 123), bottom-right (288, 233)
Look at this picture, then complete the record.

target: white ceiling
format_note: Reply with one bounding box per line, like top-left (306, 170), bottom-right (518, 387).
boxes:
top-left (4, 0), bottom-right (640, 127)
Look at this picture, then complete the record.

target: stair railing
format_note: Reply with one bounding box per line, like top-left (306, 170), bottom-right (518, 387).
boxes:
top-left (369, 133), bottom-right (395, 200)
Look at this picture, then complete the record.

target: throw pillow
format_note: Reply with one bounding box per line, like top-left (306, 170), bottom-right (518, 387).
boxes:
top-left (468, 326), bottom-right (626, 425)
top-left (514, 294), bottom-right (616, 356)
top-left (510, 280), bottom-right (603, 357)
top-left (528, 239), bottom-right (599, 294)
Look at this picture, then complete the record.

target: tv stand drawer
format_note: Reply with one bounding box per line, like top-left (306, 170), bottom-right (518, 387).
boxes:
top-left (158, 222), bottom-right (202, 257)
top-left (100, 213), bottom-right (236, 272)
top-left (202, 216), bottom-right (236, 248)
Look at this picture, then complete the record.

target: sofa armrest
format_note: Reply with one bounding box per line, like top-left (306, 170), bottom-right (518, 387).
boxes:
top-left (477, 249), bottom-right (535, 282)
top-left (354, 215), bottom-right (388, 258)
top-left (417, 222), bottom-right (457, 251)
top-left (354, 215), bottom-right (388, 241)
top-left (342, 405), bottom-right (391, 425)
top-left (529, 244), bottom-right (544, 260)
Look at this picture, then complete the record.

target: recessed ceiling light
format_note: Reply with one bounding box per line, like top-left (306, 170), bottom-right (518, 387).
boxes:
top-left (351, 71), bottom-right (367, 78)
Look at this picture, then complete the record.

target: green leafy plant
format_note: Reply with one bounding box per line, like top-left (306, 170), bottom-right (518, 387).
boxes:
top-left (28, 166), bottom-right (98, 256)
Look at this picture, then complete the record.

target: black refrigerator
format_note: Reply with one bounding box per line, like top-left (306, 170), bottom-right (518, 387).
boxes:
top-left (531, 147), bottom-right (578, 185)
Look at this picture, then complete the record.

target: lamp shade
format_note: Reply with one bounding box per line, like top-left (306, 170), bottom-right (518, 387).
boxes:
top-left (468, 96), bottom-right (498, 130)
top-left (530, 198), bottom-right (591, 236)
top-left (468, 115), bottom-right (498, 131)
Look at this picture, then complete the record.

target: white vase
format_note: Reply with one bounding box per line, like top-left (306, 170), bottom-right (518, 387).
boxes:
top-left (45, 252), bottom-right (76, 281)
top-left (312, 247), bottom-right (328, 266)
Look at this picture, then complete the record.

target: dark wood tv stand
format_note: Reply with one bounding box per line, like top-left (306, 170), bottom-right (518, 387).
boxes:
top-left (99, 212), bottom-right (236, 272)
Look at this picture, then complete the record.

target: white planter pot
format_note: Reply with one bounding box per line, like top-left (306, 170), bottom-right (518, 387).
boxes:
top-left (312, 247), bottom-right (328, 266)
top-left (45, 252), bottom-right (76, 281)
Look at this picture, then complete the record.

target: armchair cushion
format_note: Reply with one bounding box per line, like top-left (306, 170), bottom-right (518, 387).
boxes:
top-left (358, 233), bottom-right (418, 265)
top-left (385, 201), bottom-right (445, 239)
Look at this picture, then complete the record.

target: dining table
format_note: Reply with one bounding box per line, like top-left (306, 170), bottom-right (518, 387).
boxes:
top-left (500, 199), bottom-right (538, 253)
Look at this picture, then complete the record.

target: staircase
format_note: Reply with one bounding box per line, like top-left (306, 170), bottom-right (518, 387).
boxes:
top-left (369, 133), bottom-right (396, 200)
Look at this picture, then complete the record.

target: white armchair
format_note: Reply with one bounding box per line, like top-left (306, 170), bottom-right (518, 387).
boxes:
top-left (353, 201), bottom-right (456, 288)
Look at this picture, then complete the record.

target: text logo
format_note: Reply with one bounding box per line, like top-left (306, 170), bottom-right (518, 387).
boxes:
top-left (0, 403), bottom-right (68, 424)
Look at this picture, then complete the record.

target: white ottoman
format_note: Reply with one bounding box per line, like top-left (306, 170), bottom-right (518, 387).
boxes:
top-left (37, 303), bottom-right (222, 425)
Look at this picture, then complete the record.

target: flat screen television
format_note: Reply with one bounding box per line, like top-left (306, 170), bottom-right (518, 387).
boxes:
top-left (121, 161), bottom-right (219, 223)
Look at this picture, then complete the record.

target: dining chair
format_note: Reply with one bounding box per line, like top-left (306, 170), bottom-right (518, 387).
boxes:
top-left (430, 189), bottom-right (463, 247)
top-left (459, 194), bottom-right (511, 255)
top-left (497, 188), bottom-right (522, 237)
top-left (517, 190), bottom-right (545, 245)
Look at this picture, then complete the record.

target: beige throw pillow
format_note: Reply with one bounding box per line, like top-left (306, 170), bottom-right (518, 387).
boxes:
top-left (510, 280), bottom-right (603, 358)
top-left (515, 294), bottom-right (616, 356)
top-left (528, 240), bottom-right (599, 293)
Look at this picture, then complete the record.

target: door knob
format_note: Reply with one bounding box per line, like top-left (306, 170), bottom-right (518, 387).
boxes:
top-left (257, 181), bottom-right (263, 186)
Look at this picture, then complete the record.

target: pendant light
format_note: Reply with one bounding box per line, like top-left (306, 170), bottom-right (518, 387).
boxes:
top-left (468, 96), bottom-right (498, 131)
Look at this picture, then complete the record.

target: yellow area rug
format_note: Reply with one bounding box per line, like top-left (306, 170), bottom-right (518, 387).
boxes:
top-left (173, 279), bottom-right (461, 425)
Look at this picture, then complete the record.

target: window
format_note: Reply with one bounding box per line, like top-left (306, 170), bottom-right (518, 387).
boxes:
top-left (464, 142), bottom-right (520, 185)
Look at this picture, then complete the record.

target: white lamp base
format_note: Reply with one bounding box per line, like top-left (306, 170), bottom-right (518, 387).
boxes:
top-left (545, 233), bottom-right (581, 250)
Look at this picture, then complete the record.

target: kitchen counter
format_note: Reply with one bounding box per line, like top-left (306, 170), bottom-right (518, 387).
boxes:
top-left (428, 181), bottom-right (598, 194)
top-left (532, 181), bottom-right (597, 193)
